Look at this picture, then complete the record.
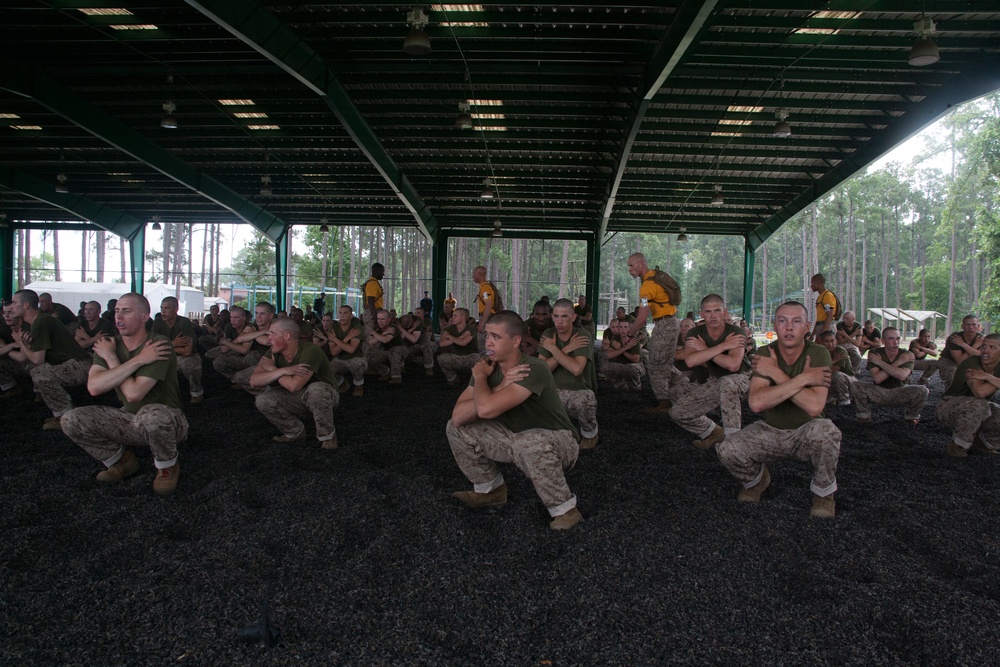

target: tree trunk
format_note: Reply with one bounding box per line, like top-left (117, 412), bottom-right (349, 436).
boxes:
top-left (880, 211), bottom-right (888, 309)
top-left (781, 227), bottom-right (788, 300)
top-left (207, 224), bottom-right (216, 295)
top-left (722, 240), bottom-right (728, 306)
top-left (810, 204), bottom-right (819, 276)
top-left (53, 230), bottom-right (62, 282)
top-left (860, 231), bottom-right (867, 319)
top-left (96, 231), bottom-right (106, 283)
top-left (348, 226), bottom-right (357, 296)
top-left (761, 241), bottom-right (769, 330)
top-left (320, 227), bottom-right (330, 291)
top-left (802, 226), bottom-right (809, 325)
top-left (119, 237), bottom-right (127, 284)
top-left (336, 226), bottom-right (345, 296)
top-left (162, 224), bottom-right (171, 284)
top-left (200, 226), bottom-right (209, 290)
top-left (186, 226), bottom-right (193, 287)
top-left (947, 218), bottom-right (957, 334)
top-left (81, 230), bottom-right (88, 282)
top-left (24, 230), bottom-right (31, 284)
top-left (558, 240), bottom-right (570, 299)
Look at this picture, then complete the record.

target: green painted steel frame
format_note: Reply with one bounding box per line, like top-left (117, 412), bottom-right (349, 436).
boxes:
top-left (275, 226), bottom-right (290, 313)
top-left (184, 0), bottom-right (438, 241)
top-left (742, 237), bottom-right (755, 320)
top-left (0, 224), bottom-right (13, 298)
top-left (0, 55), bottom-right (288, 243)
top-left (130, 226), bottom-right (146, 294)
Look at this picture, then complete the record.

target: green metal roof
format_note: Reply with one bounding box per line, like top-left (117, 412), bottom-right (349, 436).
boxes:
top-left (1, 1), bottom-right (998, 245)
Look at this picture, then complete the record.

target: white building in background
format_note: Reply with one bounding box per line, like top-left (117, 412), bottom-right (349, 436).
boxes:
top-left (24, 281), bottom-right (207, 320)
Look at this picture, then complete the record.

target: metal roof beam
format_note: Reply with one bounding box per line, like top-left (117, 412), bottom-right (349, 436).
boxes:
top-left (747, 66), bottom-right (1000, 249)
top-left (0, 56), bottom-right (288, 243)
top-left (598, 0), bottom-right (719, 240)
top-left (184, 0), bottom-right (438, 241)
top-left (0, 167), bottom-right (144, 239)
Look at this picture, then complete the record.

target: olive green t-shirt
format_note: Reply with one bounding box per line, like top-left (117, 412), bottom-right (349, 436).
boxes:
top-left (375, 324), bottom-right (404, 350)
top-left (151, 316), bottom-right (197, 357)
top-left (867, 347), bottom-right (914, 389)
top-left (944, 357), bottom-right (1000, 397)
top-left (80, 318), bottom-right (116, 339)
top-left (93, 333), bottom-right (182, 413)
top-left (943, 331), bottom-right (983, 363)
top-left (606, 333), bottom-right (641, 364)
top-left (29, 312), bottom-right (90, 364)
top-left (471, 354), bottom-right (577, 437)
top-left (265, 341), bottom-right (337, 387)
top-left (831, 345), bottom-right (854, 376)
top-left (332, 317), bottom-right (364, 359)
top-left (685, 323), bottom-right (751, 384)
top-left (753, 342), bottom-right (831, 429)
top-left (443, 322), bottom-right (478, 355)
top-left (249, 323), bottom-right (271, 356)
top-left (538, 326), bottom-right (596, 392)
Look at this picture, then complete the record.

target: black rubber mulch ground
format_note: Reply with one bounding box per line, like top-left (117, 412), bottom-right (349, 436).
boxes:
top-left (2, 360), bottom-right (999, 666)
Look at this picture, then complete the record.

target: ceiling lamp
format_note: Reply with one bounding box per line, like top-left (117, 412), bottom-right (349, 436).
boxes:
top-left (455, 102), bottom-right (473, 130)
top-left (480, 177), bottom-right (495, 199)
top-left (319, 216), bottom-right (330, 233)
top-left (260, 174), bottom-right (272, 197)
top-left (677, 227), bottom-right (688, 243)
top-left (0, 212), bottom-right (7, 228)
top-left (909, 16), bottom-right (940, 66)
top-left (403, 7), bottom-right (431, 56)
top-left (492, 220), bottom-right (502, 238)
top-left (160, 74), bottom-right (178, 129)
top-left (151, 215), bottom-right (162, 231)
top-left (773, 109), bottom-right (792, 138)
top-left (161, 101), bottom-right (177, 129)
top-left (711, 183), bottom-right (724, 206)
top-left (55, 172), bottom-right (69, 194)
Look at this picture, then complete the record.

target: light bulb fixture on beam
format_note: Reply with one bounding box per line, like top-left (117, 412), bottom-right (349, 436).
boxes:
top-left (319, 216), bottom-right (330, 233)
top-left (403, 7), bottom-right (431, 56)
top-left (677, 227), bottom-right (688, 243)
top-left (909, 16), bottom-right (940, 66)
top-left (480, 177), bottom-right (494, 199)
top-left (151, 215), bottom-right (162, 231)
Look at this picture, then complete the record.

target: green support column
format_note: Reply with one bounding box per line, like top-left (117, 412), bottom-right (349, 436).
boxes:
top-left (431, 230), bottom-right (449, 332)
top-left (129, 226), bottom-right (146, 294)
top-left (742, 236), bottom-right (756, 321)
top-left (0, 224), bottom-right (14, 298)
top-left (586, 235), bottom-right (601, 312)
top-left (275, 226), bottom-right (289, 312)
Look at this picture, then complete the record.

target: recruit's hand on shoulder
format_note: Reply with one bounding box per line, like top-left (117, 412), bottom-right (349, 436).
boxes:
top-left (800, 356), bottom-right (832, 388)
top-left (135, 338), bottom-right (172, 365)
top-left (498, 363), bottom-right (530, 389)
top-left (751, 352), bottom-right (778, 378)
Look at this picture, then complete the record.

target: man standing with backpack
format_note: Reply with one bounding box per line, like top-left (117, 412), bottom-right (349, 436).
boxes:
top-left (625, 252), bottom-right (680, 413)
top-left (810, 273), bottom-right (842, 337)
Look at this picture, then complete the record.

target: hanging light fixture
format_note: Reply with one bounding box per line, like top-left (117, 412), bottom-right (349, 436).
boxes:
top-left (0, 212), bottom-right (7, 228)
top-left (403, 7), bottom-right (431, 56)
top-left (55, 172), bottom-right (69, 194)
top-left (160, 74), bottom-right (178, 129)
top-left (677, 227), bottom-right (688, 243)
top-left (455, 102), bottom-right (473, 130)
top-left (773, 73), bottom-right (791, 138)
top-left (711, 183), bottom-right (724, 206)
top-left (491, 220), bottom-right (502, 238)
top-left (480, 177), bottom-right (495, 199)
top-left (260, 175), bottom-right (272, 197)
top-left (151, 215), bottom-right (162, 231)
top-left (319, 216), bottom-right (330, 233)
top-left (909, 14), bottom-right (940, 66)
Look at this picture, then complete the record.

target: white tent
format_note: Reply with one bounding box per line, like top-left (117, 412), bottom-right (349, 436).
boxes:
top-left (868, 307), bottom-right (946, 339)
top-left (24, 281), bottom-right (206, 320)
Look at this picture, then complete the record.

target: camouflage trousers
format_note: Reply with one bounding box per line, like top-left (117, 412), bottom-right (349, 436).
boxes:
top-left (204, 345), bottom-right (225, 361)
top-left (361, 311), bottom-right (376, 356)
top-left (213, 350), bottom-right (260, 380)
top-left (603, 360), bottom-right (645, 390)
top-left (62, 404), bottom-right (188, 468)
top-left (367, 345), bottom-right (407, 380)
top-left (668, 372), bottom-right (751, 438)
top-left (556, 388), bottom-right (598, 438)
top-left (935, 396), bottom-right (1000, 450)
top-left (830, 371), bottom-right (855, 403)
top-left (446, 418), bottom-right (579, 514)
top-left (716, 419), bottom-right (841, 496)
top-left (646, 316), bottom-right (680, 400)
top-left (403, 339), bottom-right (435, 370)
top-left (850, 382), bottom-right (929, 421)
top-left (0, 356), bottom-right (29, 389)
top-left (913, 358), bottom-right (938, 385)
top-left (936, 357), bottom-right (959, 388)
top-left (198, 334), bottom-right (219, 351)
top-left (30, 357), bottom-right (91, 417)
top-left (842, 343), bottom-right (863, 374)
top-left (438, 352), bottom-right (479, 383)
top-left (331, 356), bottom-right (368, 386)
top-left (176, 354), bottom-right (204, 397)
top-left (255, 382), bottom-right (338, 442)
top-left (232, 363), bottom-right (265, 395)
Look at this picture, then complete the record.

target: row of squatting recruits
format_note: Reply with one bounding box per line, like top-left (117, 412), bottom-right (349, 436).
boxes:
top-left (2, 253), bottom-right (997, 528)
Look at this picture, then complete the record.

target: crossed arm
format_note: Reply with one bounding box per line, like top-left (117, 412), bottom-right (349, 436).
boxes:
top-left (748, 354), bottom-right (830, 417)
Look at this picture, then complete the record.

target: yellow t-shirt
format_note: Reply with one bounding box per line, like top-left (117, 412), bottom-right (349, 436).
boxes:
top-left (364, 277), bottom-right (383, 310)
top-left (639, 270), bottom-right (677, 319)
top-left (815, 290), bottom-right (837, 323)
top-left (477, 281), bottom-right (498, 316)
